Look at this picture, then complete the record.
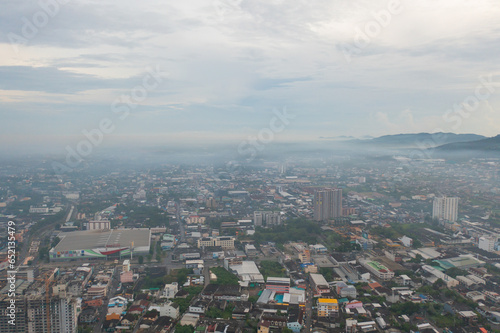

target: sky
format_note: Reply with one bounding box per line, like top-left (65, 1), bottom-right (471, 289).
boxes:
top-left (1, 0), bottom-right (500, 153)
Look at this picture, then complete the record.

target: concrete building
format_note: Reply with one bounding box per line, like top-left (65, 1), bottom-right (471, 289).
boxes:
top-left (120, 271), bottom-right (134, 283)
top-left (186, 215), bottom-right (206, 225)
top-left (478, 236), bottom-right (497, 252)
top-left (360, 259), bottom-right (394, 281)
top-left (197, 236), bottom-right (235, 250)
top-left (227, 260), bottom-right (265, 284)
top-left (149, 302), bottom-right (179, 319)
top-left (163, 283), bottom-right (179, 299)
top-left (49, 229), bottom-right (151, 262)
top-left (0, 295), bottom-right (26, 333)
top-left (254, 211), bottom-right (282, 227)
top-left (26, 295), bottom-right (78, 333)
top-left (336, 282), bottom-right (357, 298)
top-left (433, 196), bottom-right (459, 222)
top-left (266, 277), bottom-right (291, 294)
top-left (245, 244), bottom-right (259, 256)
top-left (422, 265), bottom-right (459, 288)
top-left (317, 298), bottom-right (339, 318)
top-left (123, 259), bottom-right (130, 272)
top-left (314, 189), bottom-right (342, 221)
top-left (310, 273), bottom-right (330, 296)
top-left (29, 205), bottom-right (49, 214)
top-left (399, 235), bottom-right (413, 247)
top-left (84, 220), bottom-right (110, 230)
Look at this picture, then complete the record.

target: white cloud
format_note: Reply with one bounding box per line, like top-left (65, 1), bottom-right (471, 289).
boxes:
top-left (0, 0), bottom-right (500, 147)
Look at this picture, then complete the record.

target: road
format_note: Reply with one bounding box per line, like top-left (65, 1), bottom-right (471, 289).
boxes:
top-left (304, 280), bottom-right (313, 333)
top-left (93, 266), bottom-right (120, 333)
top-left (18, 204), bottom-right (72, 268)
top-left (176, 202), bottom-right (186, 243)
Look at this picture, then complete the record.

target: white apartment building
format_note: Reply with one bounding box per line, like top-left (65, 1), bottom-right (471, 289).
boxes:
top-left (433, 197), bottom-right (459, 222)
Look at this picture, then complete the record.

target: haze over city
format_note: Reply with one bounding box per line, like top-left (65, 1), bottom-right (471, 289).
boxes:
top-left (1, 2), bottom-right (500, 333)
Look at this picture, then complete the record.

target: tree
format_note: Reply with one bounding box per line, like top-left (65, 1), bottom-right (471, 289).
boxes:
top-left (138, 256), bottom-right (144, 264)
top-left (282, 328), bottom-right (293, 333)
top-left (432, 278), bottom-right (446, 290)
top-left (51, 237), bottom-right (61, 248)
top-left (175, 325), bottom-right (195, 333)
top-left (412, 238), bottom-right (422, 248)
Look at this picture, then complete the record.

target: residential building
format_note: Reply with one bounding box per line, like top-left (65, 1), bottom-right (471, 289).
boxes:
top-left (149, 302), bottom-right (179, 319)
top-left (254, 211), bottom-right (282, 227)
top-left (478, 236), bottom-right (497, 252)
top-left (317, 298), bottom-right (339, 318)
top-left (314, 189), bottom-right (342, 221)
top-left (433, 196), bottom-right (459, 222)
top-left (26, 295), bottom-right (78, 333)
top-left (163, 283), bottom-right (179, 299)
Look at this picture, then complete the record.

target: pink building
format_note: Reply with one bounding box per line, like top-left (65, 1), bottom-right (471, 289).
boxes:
top-left (121, 271), bottom-right (134, 283)
top-left (346, 301), bottom-right (363, 309)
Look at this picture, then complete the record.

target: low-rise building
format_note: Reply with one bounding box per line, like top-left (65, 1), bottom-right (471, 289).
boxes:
top-left (317, 298), bottom-right (338, 318)
top-left (266, 277), bottom-right (291, 294)
top-left (310, 273), bottom-right (330, 296)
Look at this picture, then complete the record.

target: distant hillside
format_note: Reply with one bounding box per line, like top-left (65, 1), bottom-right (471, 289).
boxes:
top-left (434, 134), bottom-right (500, 151)
top-left (352, 132), bottom-right (485, 147)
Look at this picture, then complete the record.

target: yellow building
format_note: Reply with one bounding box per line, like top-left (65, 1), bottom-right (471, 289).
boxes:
top-left (317, 298), bottom-right (338, 318)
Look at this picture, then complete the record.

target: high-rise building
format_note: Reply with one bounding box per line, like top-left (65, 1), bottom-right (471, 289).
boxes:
top-left (432, 197), bottom-right (459, 222)
top-left (26, 296), bottom-right (78, 333)
top-left (0, 296), bottom-right (27, 333)
top-left (254, 211), bottom-right (281, 227)
top-left (478, 236), bottom-right (497, 252)
top-left (1, 295), bottom-right (78, 333)
top-left (313, 188), bottom-right (342, 221)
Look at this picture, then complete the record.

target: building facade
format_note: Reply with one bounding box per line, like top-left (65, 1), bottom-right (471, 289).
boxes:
top-left (314, 189), bottom-right (342, 221)
top-left (317, 298), bottom-right (339, 317)
top-left (432, 196), bottom-right (459, 222)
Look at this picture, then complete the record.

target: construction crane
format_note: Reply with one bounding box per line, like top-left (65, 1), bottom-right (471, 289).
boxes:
top-left (33, 271), bottom-right (55, 333)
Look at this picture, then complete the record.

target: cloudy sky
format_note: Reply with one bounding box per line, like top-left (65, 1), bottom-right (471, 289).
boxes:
top-left (1, 0), bottom-right (500, 153)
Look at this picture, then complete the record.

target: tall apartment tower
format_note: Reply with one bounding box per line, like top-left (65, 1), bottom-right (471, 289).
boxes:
top-left (26, 295), bottom-right (78, 333)
top-left (314, 188), bottom-right (342, 221)
top-left (432, 196), bottom-right (459, 222)
top-left (0, 296), bottom-right (27, 333)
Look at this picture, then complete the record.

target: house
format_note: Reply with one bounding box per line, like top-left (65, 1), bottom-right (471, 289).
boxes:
top-left (336, 282), bottom-right (357, 298)
top-left (189, 300), bottom-right (208, 314)
top-left (287, 305), bottom-right (304, 333)
top-left (260, 315), bottom-right (287, 329)
top-left (162, 282), bottom-right (179, 299)
top-left (180, 313), bottom-right (200, 327)
top-left (143, 310), bottom-right (159, 324)
top-left (120, 313), bottom-right (136, 326)
top-left (232, 301), bottom-right (253, 320)
top-left (79, 308), bottom-right (98, 323)
top-left (105, 313), bottom-right (120, 321)
top-left (128, 305), bottom-right (146, 315)
top-left (257, 321), bottom-right (270, 333)
top-left (149, 302), bottom-right (180, 319)
top-left (458, 311), bottom-right (478, 325)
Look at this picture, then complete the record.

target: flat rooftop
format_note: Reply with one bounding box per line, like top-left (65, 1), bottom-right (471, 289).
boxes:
top-left (53, 229), bottom-right (151, 252)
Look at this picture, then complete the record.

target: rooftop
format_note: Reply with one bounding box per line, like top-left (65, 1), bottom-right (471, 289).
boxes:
top-left (52, 228), bottom-right (151, 252)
